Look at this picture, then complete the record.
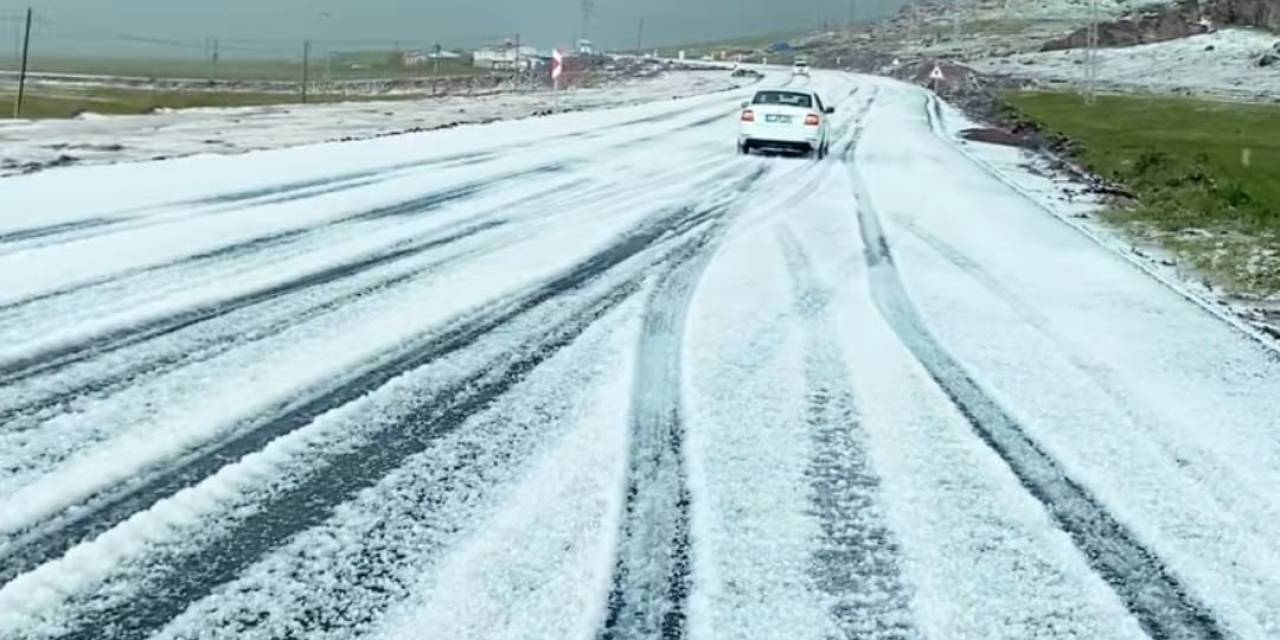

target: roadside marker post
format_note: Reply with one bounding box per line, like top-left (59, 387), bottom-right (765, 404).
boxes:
top-left (432, 43), bottom-right (442, 97)
top-left (929, 64), bottom-right (945, 92)
top-left (301, 40), bottom-right (311, 104)
top-left (14, 7), bottom-right (32, 119)
top-left (551, 48), bottom-right (564, 113)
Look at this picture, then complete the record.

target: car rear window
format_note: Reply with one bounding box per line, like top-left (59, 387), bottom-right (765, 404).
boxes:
top-left (752, 91), bottom-right (813, 108)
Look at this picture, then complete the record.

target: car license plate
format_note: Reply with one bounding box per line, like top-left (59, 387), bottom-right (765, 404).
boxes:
top-left (765, 114), bottom-right (792, 124)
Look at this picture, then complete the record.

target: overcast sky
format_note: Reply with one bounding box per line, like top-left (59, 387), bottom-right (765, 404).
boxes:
top-left (0, 0), bottom-right (904, 57)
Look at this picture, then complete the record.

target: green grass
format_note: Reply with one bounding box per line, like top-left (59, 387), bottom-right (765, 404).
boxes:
top-left (0, 49), bottom-right (488, 120)
top-left (0, 52), bottom-right (482, 82)
top-left (0, 86), bottom-right (418, 119)
top-left (1, 56), bottom-right (302, 82)
top-left (1005, 91), bottom-right (1280, 297)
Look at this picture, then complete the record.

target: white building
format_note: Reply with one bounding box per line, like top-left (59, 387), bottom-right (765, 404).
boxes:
top-left (402, 50), bottom-right (429, 67)
top-left (472, 45), bottom-right (540, 70)
top-left (403, 49), bottom-right (461, 67)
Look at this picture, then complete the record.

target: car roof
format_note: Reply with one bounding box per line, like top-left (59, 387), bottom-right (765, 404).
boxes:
top-left (754, 89), bottom-right (816, 98)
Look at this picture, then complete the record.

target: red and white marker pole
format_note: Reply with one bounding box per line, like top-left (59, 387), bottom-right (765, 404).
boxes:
top-left (551, 48), bottom-right (564, 112)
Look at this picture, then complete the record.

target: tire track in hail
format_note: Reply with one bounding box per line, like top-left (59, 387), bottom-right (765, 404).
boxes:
top-left (0, 154), bottom-right (734, 426)
top-left (0, 219), bottom-right (508, 387)
top-left (0, 218), bottom-right (123, 245)
top-left (894, 215), bottom-right (1280, 552)
top-left (596, 186), bottom-right (752, 640)
top-left (0, 192), bottom-right (751, 588)
top-left (776, 227), bottom-right (921, 640)
top-left (0, 150), bottom-right (497, 254)
top-left (836, 86), bottom-right (879, 158)
top-left (0, 235), bottom-right (498, 429)
top-left (2, 94), bottom-right (745, 254)
top-left (41, 203), bottom-right (733, 640)
top-left (0, 164), bottom-right (564, 316)
top-left (598, 247), bottom-right (701, 640)
top-left (844, 129), bottom-right (1229, 639)
top-left (149, 283), bottom-right (644, 640)
top-left (5, 80), bottom-right (757, 257)
top-left (2, 94), bottom-right (745, 317)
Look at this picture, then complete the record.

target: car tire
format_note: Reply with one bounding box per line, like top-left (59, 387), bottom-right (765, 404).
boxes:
top-left (739, 142), bottom-right (751, 156)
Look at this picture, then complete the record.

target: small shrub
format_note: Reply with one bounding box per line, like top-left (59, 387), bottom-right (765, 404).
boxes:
top-left (1132, 150), bottom-right (1169, 175)
top-left (1219, 181), bottom-right (1253, 208)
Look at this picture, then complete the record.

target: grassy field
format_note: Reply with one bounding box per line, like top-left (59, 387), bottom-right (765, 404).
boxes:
top-left (0, 86), bottom-right (421, 119)
top-left (0, 52), bottom-right (483, 82)
top-left (0, 49), bottom-right (488, 119)
top-left (1006, 91), bottom-right (1280, 297)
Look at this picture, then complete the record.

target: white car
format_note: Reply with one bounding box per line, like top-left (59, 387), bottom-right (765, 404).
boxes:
top-left (793, 59), bottom-right (810, 77)
top-left (737, 89), bottom-right (833, 159)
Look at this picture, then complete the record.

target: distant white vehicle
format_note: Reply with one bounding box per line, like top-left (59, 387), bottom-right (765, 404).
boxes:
top-left (737, 89), bottom-right (833, 159)
top-left (792, 58), bottom-right (810, 77)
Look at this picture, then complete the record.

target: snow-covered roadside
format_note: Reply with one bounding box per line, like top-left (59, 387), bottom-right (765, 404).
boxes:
top-left (928, 86), bottom-right (1280, 342)
top-left (0, 70), bottom-right (749, 177)
top-left (971, 29), bottom-right (1280, 100)
top-left (858, 79), bottom-right (1280, 637)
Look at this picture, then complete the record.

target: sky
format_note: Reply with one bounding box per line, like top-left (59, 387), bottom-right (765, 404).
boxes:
top-left (0, 0), bottom-right (905, 58)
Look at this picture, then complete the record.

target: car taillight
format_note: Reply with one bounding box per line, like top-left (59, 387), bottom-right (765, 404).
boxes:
top-left (805, 114), bottom-right (821, 126)
top-left (741, 110), bottom-right (755, 122)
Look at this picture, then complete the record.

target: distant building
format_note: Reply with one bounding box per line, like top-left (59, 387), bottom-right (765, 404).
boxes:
top-left (473, 44), bottom-right (540, 70)
top-left (402, 50), bottom-right (429, 67)
top-left (577, 39), bottom-right (594, 55)
top-left (407, 49), bottom-right (462, 65)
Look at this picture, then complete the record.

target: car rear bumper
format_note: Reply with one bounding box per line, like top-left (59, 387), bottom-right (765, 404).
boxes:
top-left (740, 131), bottom-right (820, 150)
top-left (740, 137), bottom-right (817, 154)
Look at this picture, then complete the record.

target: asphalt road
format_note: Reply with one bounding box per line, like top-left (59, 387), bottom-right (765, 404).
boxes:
top-left (1, 71), bottom-right (1278, 640)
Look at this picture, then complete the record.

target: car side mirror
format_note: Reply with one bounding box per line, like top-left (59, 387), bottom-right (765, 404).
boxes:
top-left (741, 100), bottom-right (750, 108)
top-left (824, 107), bottom-right (835, 114)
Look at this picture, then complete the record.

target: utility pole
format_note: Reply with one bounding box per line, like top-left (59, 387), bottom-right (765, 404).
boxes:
top-left (14, 7), bottom-right (32, 119)
top-left (848, 0), bottom-right (856, 30)
top-left (907, 2), bottom-right (918, 45)
top-left (636, 18), bottom-right (645, 53)
top-left (954, 0), bottom-right (963, 40)
top-left (210, 38), bottom-right (220, 84)
top-left (514, 33), bottom-right (522, 91)
top-left (301, 40), bottom-right (311, 104)
top-left (1085, 0), bottom-right (1099, 104)
top-left (432, 42), bottom-right (441, 97)
top-left (580, 0), bottom-right (595, 44)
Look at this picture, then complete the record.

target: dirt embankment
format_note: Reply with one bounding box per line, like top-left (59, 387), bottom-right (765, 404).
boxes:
top-left (1041, 0), bottom-right (1209, 50)
top-left (1042, 0), bottom-right (1279, 51)
top-left (1199, 0), bottom-right (1280, 30)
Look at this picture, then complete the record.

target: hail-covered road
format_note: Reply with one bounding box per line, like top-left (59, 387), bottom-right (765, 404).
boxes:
top-left (1, 71), bottom-right (1278, 640)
